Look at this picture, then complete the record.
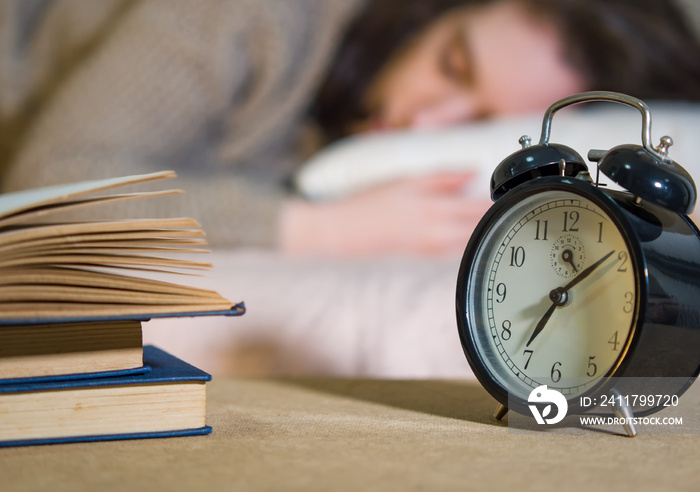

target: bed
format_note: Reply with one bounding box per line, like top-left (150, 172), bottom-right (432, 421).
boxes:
top-left (144, 103), bottom-right (700, 378)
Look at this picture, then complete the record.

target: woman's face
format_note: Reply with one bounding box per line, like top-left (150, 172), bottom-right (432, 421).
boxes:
top-left (359, 0), bottom-right (585, 131)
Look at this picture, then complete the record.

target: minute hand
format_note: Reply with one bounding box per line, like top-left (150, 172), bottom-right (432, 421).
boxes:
top-left (562, 249), bottom-right (616, 291)
top-left (525, 250), bottom-right (616, 348)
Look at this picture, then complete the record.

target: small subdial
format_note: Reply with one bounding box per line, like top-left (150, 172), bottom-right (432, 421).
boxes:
top-left (550, 234), bottom-right (586, 278)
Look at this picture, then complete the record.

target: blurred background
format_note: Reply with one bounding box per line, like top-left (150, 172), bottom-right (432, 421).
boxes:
top-left (1, 0), bottom-right (700, 378)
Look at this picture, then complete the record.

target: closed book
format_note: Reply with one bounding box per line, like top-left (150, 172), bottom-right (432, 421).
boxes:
top-left (0, 345), bottom-right (213, 447)
top-left (0, 319), bottom-right (144, 382)
top-left (0, 307), bottom-right (243, 384)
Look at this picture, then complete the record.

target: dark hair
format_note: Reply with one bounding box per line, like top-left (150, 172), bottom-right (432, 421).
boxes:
top-left (310, 0), bottom-right (488, 142)
top-left (311, 0), bottom-right (700, 142)
top-left (534, 0), bottom-right (700, 100)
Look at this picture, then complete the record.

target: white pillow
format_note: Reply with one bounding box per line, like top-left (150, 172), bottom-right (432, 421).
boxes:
top-left (295, 103), bottom-right (700, 201)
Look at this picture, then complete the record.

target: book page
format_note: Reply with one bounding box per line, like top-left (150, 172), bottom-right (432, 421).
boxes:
top-left (0, 171), bottom-right (176, 221)
top-left (0, 171), bottom-right (239, 321)
top-left (0, 190), bottom-right (182, 229)
top-left (0, 218), bottom-right (203, 248)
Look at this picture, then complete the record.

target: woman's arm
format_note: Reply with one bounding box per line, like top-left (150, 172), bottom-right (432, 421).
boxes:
top-left (280, 173), bottom-right (492, 257)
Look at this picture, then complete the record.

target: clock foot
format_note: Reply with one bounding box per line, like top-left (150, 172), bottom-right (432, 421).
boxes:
top-left (611, 389), bottom-right (638, 438)
top-left (493, 403), bottom-right (508, 420)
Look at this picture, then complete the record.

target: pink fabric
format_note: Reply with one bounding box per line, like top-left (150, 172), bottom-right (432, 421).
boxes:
top-left (144, 250), bottom-right (475, 379)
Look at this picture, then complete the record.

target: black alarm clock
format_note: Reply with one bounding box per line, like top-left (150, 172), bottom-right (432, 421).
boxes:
top-left (455, 91), bottom-right (700, 436)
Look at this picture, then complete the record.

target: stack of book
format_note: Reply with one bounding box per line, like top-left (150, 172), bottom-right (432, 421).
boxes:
top-left (0, 171), bottom-right (244, 447)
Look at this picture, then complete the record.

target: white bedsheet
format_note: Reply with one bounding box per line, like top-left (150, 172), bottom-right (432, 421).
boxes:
top-left (144, 250), bottom-right (476, 379)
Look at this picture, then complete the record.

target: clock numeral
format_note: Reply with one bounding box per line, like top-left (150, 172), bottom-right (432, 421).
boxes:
top-left (587, 356), bottom-right (597, 377)
top-left (523, 349), bottom-right (534, 370)
top-left (623, 291), bottom-right (634, 313)
top-left (597, 222), bottom-right (604, 243)
top-left (535, 220), bottom-right (548, 240)
top-left (608, 331), bottom-right (620, 351)
top-left (551, 361), bottom-right (562, 383)
top-left (495, 283), bottom-right (507, 303)
top-left (617, 251), bottom-right (629, 272)
top-left (509, 246), bottom-right (525, 267)
top-left (562, 211), bottom-right (580, 232)
top-left (500, 320), bottom-right (512, 340)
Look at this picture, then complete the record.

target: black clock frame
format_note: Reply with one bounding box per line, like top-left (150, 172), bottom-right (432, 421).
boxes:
top-left (456, 176), bottom-right (700, 416)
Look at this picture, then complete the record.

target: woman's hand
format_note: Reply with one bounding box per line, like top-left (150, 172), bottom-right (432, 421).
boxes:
top-left (279, 172), bottom-right (491, 257)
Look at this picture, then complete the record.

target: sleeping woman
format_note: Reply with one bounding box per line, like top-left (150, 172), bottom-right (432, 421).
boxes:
top-left (2, 0), bottom-right (699, 256)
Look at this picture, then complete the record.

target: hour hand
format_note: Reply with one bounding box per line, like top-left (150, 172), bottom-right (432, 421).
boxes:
top-left (526, 288), bottom-right (568, 347)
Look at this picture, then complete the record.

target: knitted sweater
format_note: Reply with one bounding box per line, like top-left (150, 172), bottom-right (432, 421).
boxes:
top-left (0, 0), bottom-right (362, 247)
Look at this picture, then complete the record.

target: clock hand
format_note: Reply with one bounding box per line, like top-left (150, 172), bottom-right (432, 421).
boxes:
top-left (525, 250), bottom-right (616, 348)
top-left (526, 287), bottom-right (568, 347)
top-left (561, 249), bottom-right (615, 292)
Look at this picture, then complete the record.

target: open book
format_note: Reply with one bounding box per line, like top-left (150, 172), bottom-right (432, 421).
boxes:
top-left (0, 170), bottom-right (239, 322)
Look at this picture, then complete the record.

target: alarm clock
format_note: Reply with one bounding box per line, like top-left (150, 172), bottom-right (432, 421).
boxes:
top-left (455, 91), bottom-right (700, 436)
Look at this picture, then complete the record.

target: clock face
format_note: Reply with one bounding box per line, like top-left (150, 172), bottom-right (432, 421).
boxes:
top-left (462, 187), bottom-right (638, 401)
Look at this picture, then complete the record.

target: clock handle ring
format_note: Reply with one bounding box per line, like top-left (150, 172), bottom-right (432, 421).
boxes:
top-left (539, 91), bottom-right (666, 161)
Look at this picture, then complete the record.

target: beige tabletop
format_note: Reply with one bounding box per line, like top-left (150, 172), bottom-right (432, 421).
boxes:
top-left (1, 378), bottom-right (698, 491)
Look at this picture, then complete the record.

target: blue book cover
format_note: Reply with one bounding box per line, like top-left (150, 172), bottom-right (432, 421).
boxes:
top-left (0, 365), bottom-right (151, 386)
top-left (0, 346), bottom-right (213, 447)
top-left (0, 302), bottom-right (246, 327)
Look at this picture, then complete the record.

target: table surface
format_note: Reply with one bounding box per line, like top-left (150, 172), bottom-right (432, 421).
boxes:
top-left (2, 378), bottom-right (698, 491)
